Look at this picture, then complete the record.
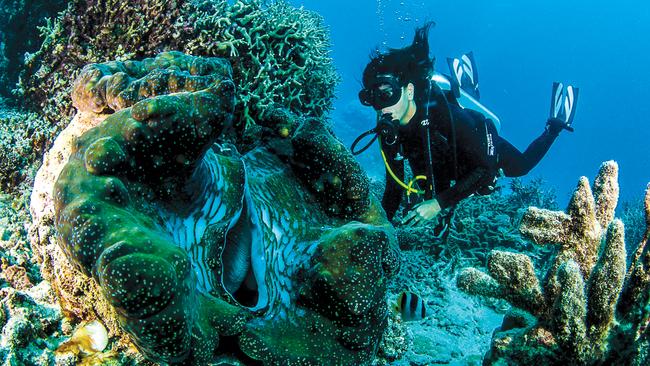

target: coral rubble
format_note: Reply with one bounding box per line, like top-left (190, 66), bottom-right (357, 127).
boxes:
top-left (458, 161), bottom-right (650, 365)
top-left (30, 52), bottom-right (397, 365)
top-left (0, 282), bottom-right (63, 365)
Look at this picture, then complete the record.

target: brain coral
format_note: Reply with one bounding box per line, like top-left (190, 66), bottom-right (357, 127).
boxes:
top-left (32, 51), bottom-right (397, 365)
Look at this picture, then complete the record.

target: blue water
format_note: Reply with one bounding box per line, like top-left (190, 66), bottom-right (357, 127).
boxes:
top-left (290, 0), bottom-right (650, 207)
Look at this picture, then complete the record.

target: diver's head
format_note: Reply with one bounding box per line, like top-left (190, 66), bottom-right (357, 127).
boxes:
top-left (359, 21), bottom-right (435, 123)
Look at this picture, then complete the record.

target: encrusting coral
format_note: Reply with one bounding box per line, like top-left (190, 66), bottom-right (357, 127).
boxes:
top-left (457, 161), bottom-right (649, 365)
top-left (30, 51), bottom-right (398, 365)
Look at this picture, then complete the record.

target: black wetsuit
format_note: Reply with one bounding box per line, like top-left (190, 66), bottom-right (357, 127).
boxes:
top-left (381, 102), bottom-right (559, 220)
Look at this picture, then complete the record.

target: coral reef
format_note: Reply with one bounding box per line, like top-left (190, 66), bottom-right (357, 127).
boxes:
top-left (0, 107), bottom-right (51, 193)
top-left (0, 0), bottom-right (66, 97)
top-left (1, 191), bottom-right (39, 286)
top-left (396, 178), bottom-right (557, 266)
top-left (30, 52), bottom-right (397, 364)
top-left (0, 127), bottom-right (70, 364)
top-left (0, 281), bottom-right (64, 365)
top-left (18, 0), bottom-right (337, 136)
top-left (457, 161), bottom-right (650, 365)
top-left (506, 177), bottom-right (558, 211)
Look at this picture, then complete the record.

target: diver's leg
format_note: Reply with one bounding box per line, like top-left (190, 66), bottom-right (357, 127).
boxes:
top-left (496, 132), bottom-right (557, 177)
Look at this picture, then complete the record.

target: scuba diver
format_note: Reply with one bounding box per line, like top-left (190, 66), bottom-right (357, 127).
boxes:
top-left (352, 21), bottom-right (577, 234)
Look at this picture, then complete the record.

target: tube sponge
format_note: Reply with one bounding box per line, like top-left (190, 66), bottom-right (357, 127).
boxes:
top-left (457, 161), bottom-right (648, 365)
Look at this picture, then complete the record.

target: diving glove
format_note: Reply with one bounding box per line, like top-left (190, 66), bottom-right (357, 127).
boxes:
top-left (546, 117), bottom-right (574, 137)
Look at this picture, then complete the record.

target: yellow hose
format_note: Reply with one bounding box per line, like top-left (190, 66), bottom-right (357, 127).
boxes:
top-left (407, 175), bottom-right (427, 197)
top-left (379, 139), bottom-right (426, 195)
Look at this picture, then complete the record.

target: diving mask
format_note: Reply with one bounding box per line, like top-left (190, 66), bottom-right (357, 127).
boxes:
top-left (358, 74), bottom-right (403, 110)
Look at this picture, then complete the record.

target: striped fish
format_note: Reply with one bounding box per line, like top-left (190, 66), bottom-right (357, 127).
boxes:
top-left (395, 291), bottom-right (427, 321)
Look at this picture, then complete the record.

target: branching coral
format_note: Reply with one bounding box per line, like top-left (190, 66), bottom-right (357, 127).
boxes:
top-left (396, 178), bottom-right (557, 265)
top-left (0, 0), bottom-right (66, 97)
top-left (457, 161), bottom-right (650, 365)
top-left (19, 0), bottom-right (337, 138)
top-left (506, 177), bottom-right (558, 211)
top-left (183, 0), bottom-right (338, 129)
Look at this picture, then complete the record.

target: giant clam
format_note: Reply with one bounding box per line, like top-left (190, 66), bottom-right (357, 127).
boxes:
top-left (30, 52), bottom-right (398, 364)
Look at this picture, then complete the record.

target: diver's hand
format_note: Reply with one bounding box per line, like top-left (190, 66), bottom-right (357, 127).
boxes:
top-left (546, 117), bottom-right (574, 136)
top-left (401, 199), bottom-right (442, 227)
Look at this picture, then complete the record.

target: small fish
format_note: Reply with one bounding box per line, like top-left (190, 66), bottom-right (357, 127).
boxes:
top-left (394, 291), bottom-right (427, 321)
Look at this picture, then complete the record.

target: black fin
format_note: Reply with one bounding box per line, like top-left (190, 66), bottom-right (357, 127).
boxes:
top-left (550, 82), bottom-right (579, 125)
top-left (447, 52), bottom-right (480, 100)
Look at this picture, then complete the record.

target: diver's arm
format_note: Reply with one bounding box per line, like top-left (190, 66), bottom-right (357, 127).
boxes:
top-left (497, 118), bottom-right (566, 177)
top-left (435, 166), bottom-right (494, 209)
top-left (401, 167), bottom-right (493, 227)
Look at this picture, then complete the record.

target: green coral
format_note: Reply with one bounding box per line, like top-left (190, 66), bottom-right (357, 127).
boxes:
top-left (457, 161), bottom-right (649, 365)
